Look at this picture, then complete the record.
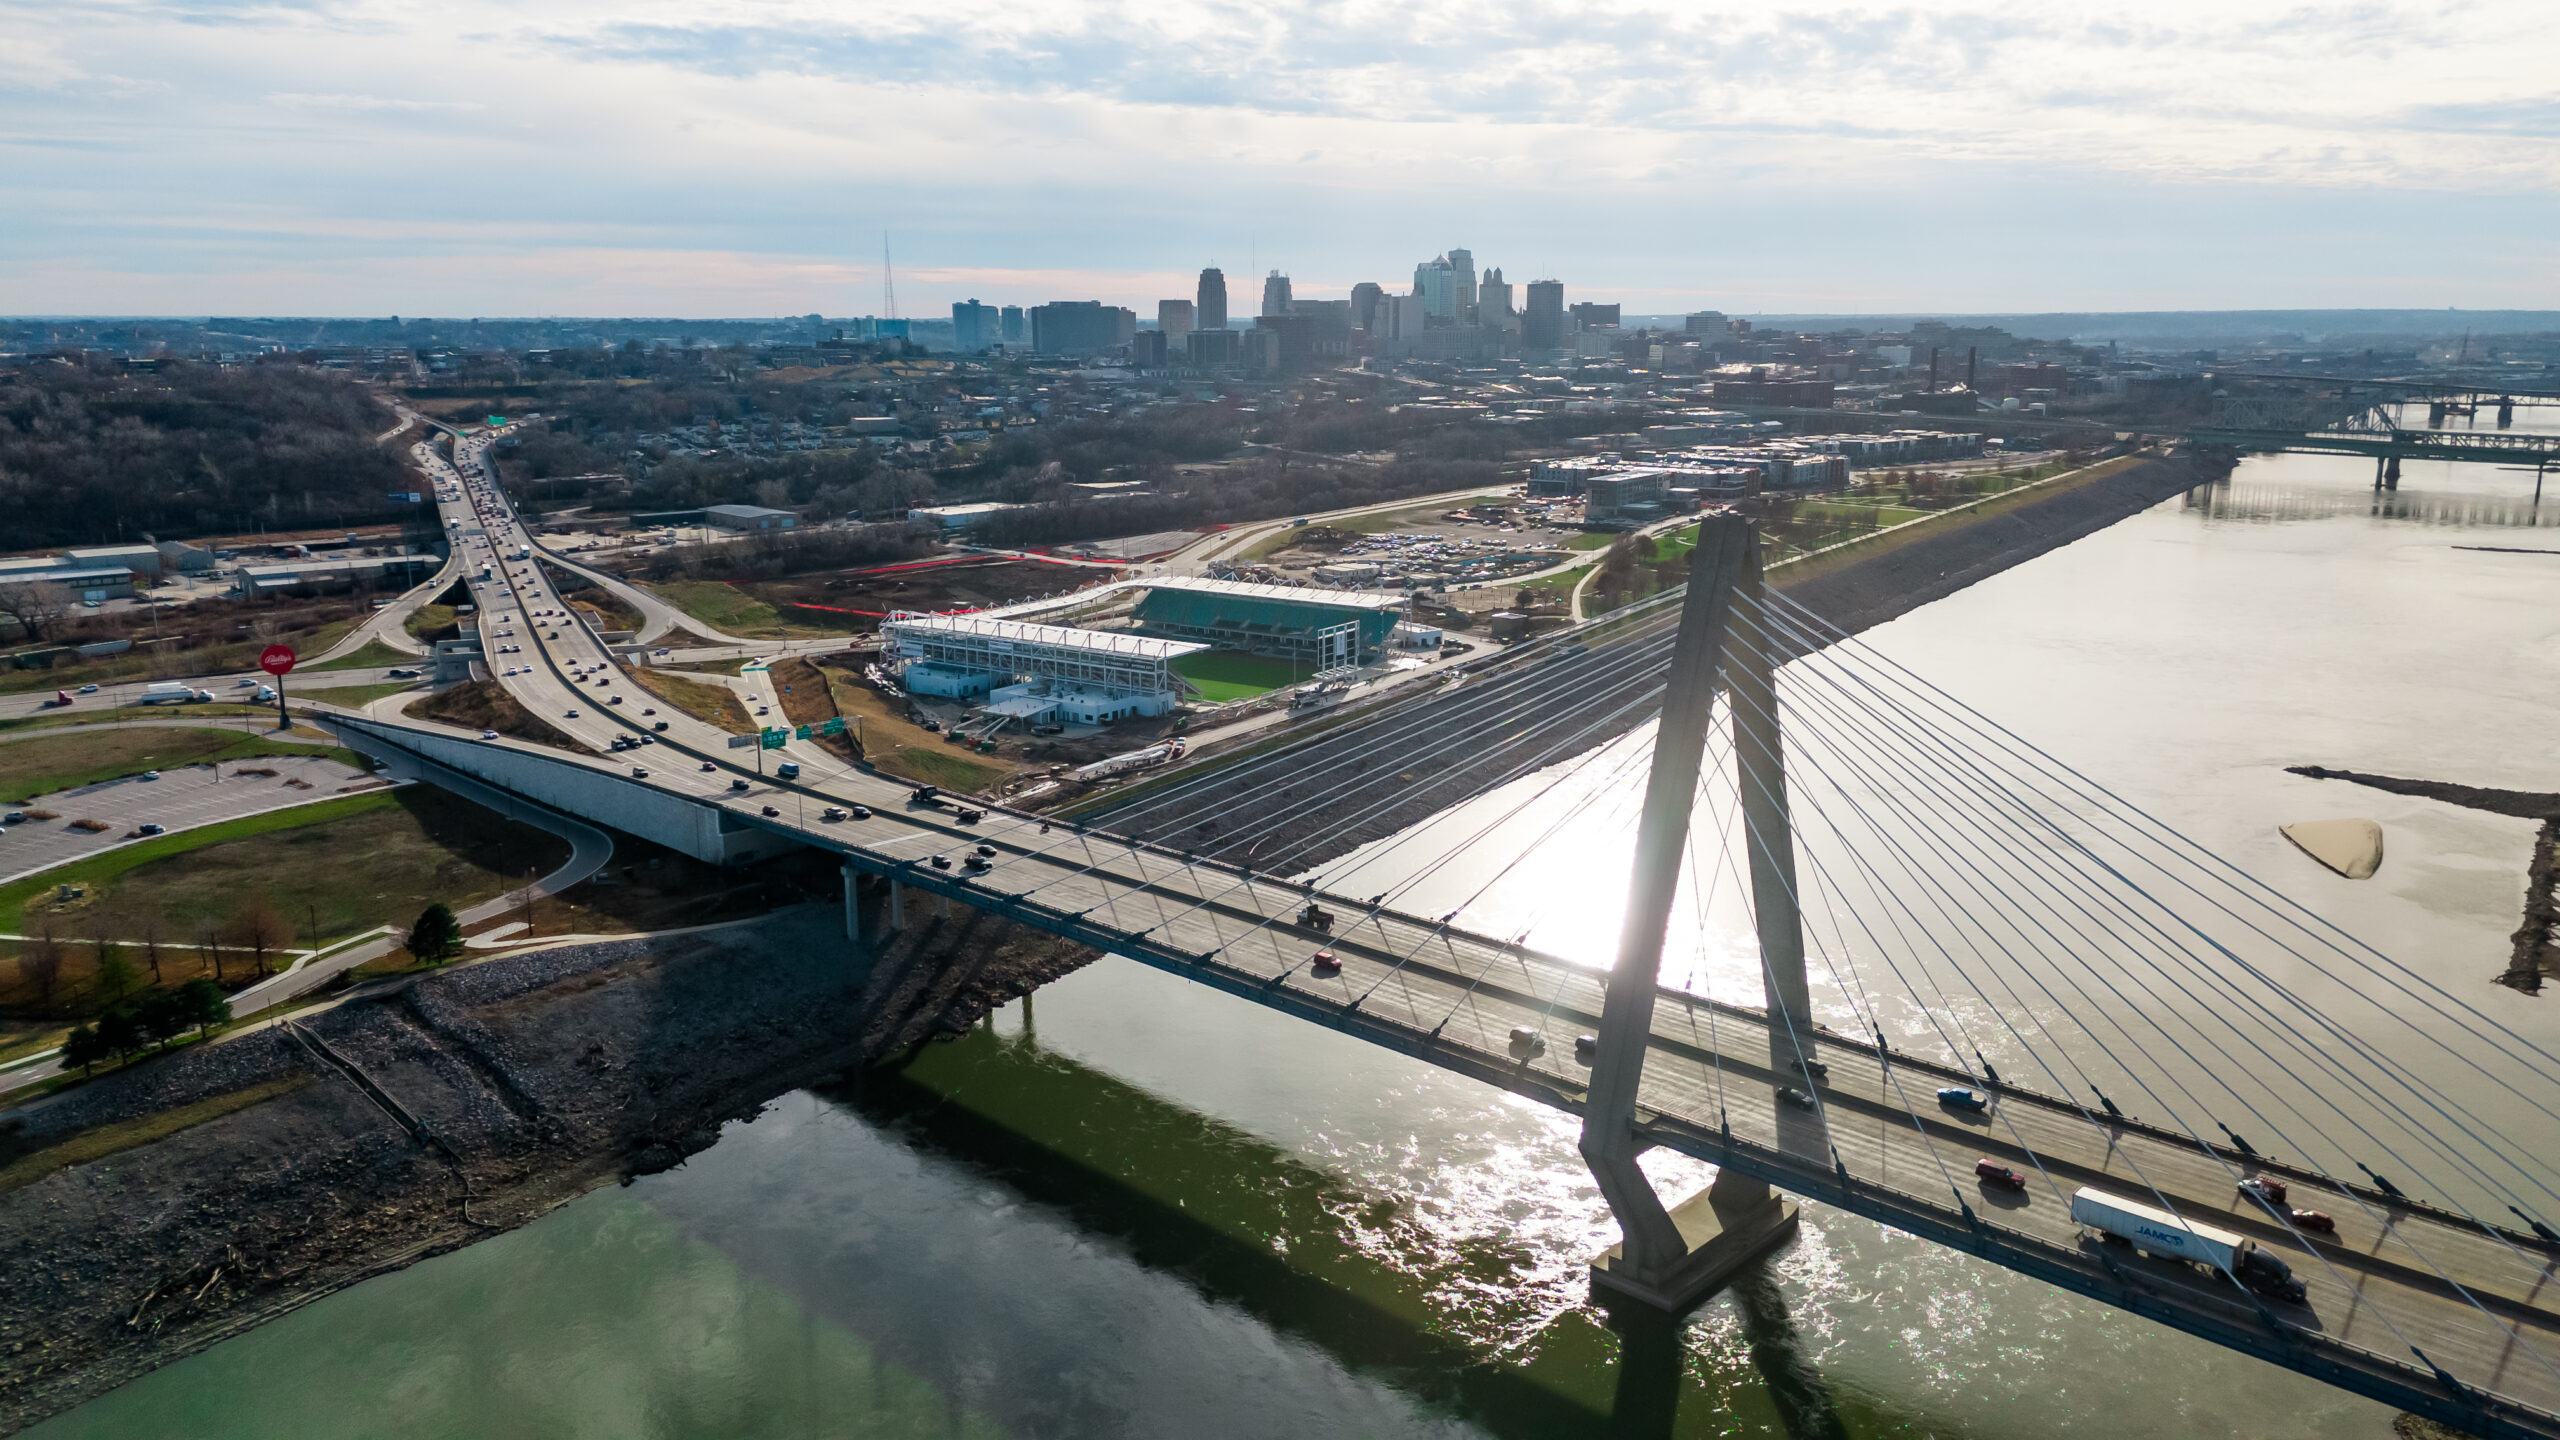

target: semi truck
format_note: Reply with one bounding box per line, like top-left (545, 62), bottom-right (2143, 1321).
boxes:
top-left (2069, 1187), bottom-right (2306, 1303)
top-left (138, 683), bottom-right (212, 705)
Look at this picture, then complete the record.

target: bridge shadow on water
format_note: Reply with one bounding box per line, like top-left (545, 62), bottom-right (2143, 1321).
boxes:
top-left (815, 1017), bottom-right (1873, 1440)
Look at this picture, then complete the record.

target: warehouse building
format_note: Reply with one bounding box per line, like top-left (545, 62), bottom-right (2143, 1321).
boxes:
top-left (883, 612), bottom-right (1204, 725)
top-left (1130, 577), bottom-right (1403, 665)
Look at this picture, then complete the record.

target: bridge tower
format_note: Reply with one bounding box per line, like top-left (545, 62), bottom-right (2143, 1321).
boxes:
top-left (1579, 514), bottom-right (1803, 1316)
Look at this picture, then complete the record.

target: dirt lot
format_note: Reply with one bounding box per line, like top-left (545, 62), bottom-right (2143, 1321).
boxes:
top-left (746, 556), bottom-right (1106, 633)
top-left (0, 904), bottom-right (1099, 1432)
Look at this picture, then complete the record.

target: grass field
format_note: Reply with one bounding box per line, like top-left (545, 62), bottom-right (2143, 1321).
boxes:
top-left (308, 638), bottom-right (414, 672)
top-left (0, 704), bottom-right (275, 736)
top-left (297, 681), bottom-right (422, 709)
top-left (404, 603), bottom-right (458, 638)
top-left (1172, 650), bottom-right (1308, 702)
top-left (0, 618), bottom-right (358, 696)
top-left (1, 727), bottom-right (360, 803)
top-left (632, 669), bottom-right (757, 734)
top-left (647, 581), bottom-right (784, 635)
top-left (821, 670), bottom-right (1006, 792)
top-left (0, 787), bottom-right (567, 982)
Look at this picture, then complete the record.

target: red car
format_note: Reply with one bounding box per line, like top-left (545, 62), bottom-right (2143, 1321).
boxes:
top-left (1309, 950), bottom-right (1341, 977)
top-left (2289, 1209), bottom-right (2336, 1234)
top-left (1974, 1157), bottom-right (2027, 1191)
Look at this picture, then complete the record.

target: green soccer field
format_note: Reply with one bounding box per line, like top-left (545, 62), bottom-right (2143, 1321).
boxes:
top-left (1172, 650), bottom-right (1310, 701)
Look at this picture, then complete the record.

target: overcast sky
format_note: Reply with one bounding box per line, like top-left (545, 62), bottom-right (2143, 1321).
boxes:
top-left (5, 0), bottom-right (2556, 317)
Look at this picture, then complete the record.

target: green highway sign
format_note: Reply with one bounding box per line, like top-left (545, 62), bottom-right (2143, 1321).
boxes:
top-left (760, 728), bottom-right (787, 751)
top-left (818, 717), bottom-right (846, 737)
top-left (793, 724), bottom-right (813, 741)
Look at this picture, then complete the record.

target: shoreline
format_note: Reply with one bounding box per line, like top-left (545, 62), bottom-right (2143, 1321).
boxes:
top-left (0, 903), bottom-right (1098, 1434)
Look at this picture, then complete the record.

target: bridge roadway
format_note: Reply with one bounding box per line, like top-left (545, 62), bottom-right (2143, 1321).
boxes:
top-left (407, 431), bottom-right (2560, 1438)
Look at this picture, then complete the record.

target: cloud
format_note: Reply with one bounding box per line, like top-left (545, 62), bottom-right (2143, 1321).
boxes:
top-left (0, 0), bottom-right (2555, 313)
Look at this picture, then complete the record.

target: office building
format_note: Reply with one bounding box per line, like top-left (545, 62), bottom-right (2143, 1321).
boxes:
top-left (1446, 248), bottom-right (1476, 319)
top-left (1196, 267), bottom-right (1228, 332)
top-left (1685, 311), bottom-right (1728, 337)
top-left (1000, 306), bottom-right (1026, 343)
top-left (1157, 298), bottom-right (1195, 341)
top-left (1188, 327), bottom-right (1242, 367)
top-left (1029, 301), bottom-right (1137, 356)
top-left (1523, 280), bottom-right (1565, 349)
top-left (951, 299), bottom-right (997, 352)
top-left (1350, 281), bottom-right (1385, 333)
top-left (1478, 268), bottom-right (1516, 330)
top-left (1570, 301), bottom-right (1621, 330)
top-left (1261, 270), bottom-right (1293, 317)
top-left (1415, 256), bottom-right (1458, 322)
top-left (1132, 329), bottom-right (1170, 368)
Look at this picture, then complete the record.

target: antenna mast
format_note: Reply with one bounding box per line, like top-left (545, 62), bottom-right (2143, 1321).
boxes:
top-left (881, 232), bottom-right (898, 320)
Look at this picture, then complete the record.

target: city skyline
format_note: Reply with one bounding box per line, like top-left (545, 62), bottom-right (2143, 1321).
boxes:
top-left (5, 0), bottom-right (2557, 316)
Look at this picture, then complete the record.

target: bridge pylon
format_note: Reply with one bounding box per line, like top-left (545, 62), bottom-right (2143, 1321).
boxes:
top-left (1579, 515), bottom-right (1800, 1317)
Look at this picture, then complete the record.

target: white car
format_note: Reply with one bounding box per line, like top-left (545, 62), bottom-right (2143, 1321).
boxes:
top-left (481, 729), bottom-right (499, 739)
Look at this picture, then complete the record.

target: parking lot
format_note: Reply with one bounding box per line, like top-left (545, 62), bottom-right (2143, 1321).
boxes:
top-left (1, 754), bottom-right (382, 883)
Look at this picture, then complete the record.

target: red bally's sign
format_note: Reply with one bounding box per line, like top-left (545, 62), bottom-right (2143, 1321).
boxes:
top-left (258, 645), bottom-right (298, 677)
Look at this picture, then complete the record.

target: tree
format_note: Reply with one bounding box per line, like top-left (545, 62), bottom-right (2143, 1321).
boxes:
top-left (137, 913), bottom-right (165, 984)
top-left (136, 992), bottom-right (189, 1051)
top-left (95, 1006), bottom-right (144, 1061)
top-left (92, 947), bottom-right (138, 1008)
top-left (0, 579), bottom-right (71, 644)
top-left (407, 902), bottom-right (463, 966)
top-left (16, 931), bottom-right (63, 1007)
top-left (228, 898), bottom-right (292, 978)
top-left (175, 978), bottom-right (232, 1038)
top-left (59, 1024), bottom-right (107, 1076)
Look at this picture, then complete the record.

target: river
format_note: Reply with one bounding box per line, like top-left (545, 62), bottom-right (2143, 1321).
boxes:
top-left (30, 450), bottom-right (2560, 1439)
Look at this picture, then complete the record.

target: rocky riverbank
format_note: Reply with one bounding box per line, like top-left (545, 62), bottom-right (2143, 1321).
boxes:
top-left (0, 904), bottom-right (1097, 1434)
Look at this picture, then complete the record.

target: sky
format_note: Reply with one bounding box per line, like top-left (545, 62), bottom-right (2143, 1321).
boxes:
top-left (4, 0), bottom-right (2557, 317)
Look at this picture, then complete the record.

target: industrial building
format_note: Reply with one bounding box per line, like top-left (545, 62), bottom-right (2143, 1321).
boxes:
top-left (883, 612), bottom-right (1203, 725)
top-left (233, 555), bottom-right (440, 597)
top-left (1131, 577), bottom-right (1403, 664)
top-left (703, 504), bottom-right (798, 532)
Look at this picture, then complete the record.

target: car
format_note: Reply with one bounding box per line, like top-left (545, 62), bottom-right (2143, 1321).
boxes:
top-left (1790, 1056), bottom-right (1829, 1081)
top-left (699, 762), bottom-right (717, 773)
top-left (963, 854), bottom-right (991, 871)
top-left (1937, 1087), bottom-right (1990, 1112)
top-left (653, 721), bottom-right (669, 732)
top-left (929, 854), bottom-right (952, 869)
top-left (974, 844), bottom-right (997, 858)
top-left (608, 695), bottom-right (623, 705)
top-left (136, 823), bottom-right (164, 836)
top-left (1974, 1158), bottom-right (2028, 1191)
top-left (1309, 949), bottom-right (1341, 976)
top-left (756, 705), bottom-right (770, 716)
top-left (387, 668), bottom-right (418, 679)
top-left (1, 812), bottom-right (20, 824)
top-left (2240, 1177), bottom-right (2289, 1208)
top-left (1777, 1086), bottom-right (1817, 1110)
top-left (956, 809), bottom-right (983, 825)
top-left (641, 707), bottom-right (656, 715)
top-left (481, 729), bottom-right (499, 739)
top-left (637, 734), bottom-right (655, 745)
top-left (822, 807), bottom-right (847, 822)
top-left (760, 805), bottom-right (781, 817)
top-left (564, 708), bottom-right (580, 718)
top-left (140, 770), bottom-right (160, 781)
top-left (2289, 1208), bottom-right (2337, 1233)
top-left (77, 683), bottom-right (100, 694)
top-left (729, 778), bottom-right (750, 792)
top-left (847, 806), bottom-right (872, 820)
top-left (630, 766), bottom-right (649, 778)
top-left (236, 678), bottom-right (260, 688)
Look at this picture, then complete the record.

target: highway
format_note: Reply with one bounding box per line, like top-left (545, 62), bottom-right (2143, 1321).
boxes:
top-left (404, 426), bottom-right (2560, 1436)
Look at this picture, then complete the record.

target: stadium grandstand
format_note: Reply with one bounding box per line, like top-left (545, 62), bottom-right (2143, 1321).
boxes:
top-left (882, 612), bottom-right (1205, 725)
top-left (1131, 577), bottom-right (1404, 664)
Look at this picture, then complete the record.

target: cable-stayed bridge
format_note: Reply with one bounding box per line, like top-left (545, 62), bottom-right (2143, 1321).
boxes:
top-left (372, 454), bottom-right (2560, 1436)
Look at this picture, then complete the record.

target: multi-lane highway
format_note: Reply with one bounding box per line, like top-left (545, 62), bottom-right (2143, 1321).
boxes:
top-left (396, 427), bottom-right (2560, 1436)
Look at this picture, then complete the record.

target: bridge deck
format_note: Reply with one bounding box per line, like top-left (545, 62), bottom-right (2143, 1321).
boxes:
top-left (374, 433), bottom-right (2560, 1440)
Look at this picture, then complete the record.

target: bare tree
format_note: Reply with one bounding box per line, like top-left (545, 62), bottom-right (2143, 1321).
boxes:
top-left (137, 912), bottom-right (166, 984)
top-left (198, 926), bottom-right (225, 983)
top-left (17, 928), bottom-right (64, 1007)
top-left (229, 899), bottom-right (292, 978)
top-left (0, 580), bottom-right (72, 644)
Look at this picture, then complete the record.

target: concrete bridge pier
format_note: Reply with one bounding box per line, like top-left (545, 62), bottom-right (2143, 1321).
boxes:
top-left (2385, 454), bottom-right (2402, 490)
top-left (841, 867), bottom-right (908, 950)
top-left (1581, 517), bottom-right (1799, 1319)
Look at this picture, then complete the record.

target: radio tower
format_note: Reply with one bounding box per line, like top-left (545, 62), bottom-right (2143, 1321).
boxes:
top-left (881, 232), bottom-right (898, 320)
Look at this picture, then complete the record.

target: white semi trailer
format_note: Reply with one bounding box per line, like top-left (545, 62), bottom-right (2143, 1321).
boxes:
top-left (2071, 1187), bottom-right (2306, 1303)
